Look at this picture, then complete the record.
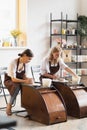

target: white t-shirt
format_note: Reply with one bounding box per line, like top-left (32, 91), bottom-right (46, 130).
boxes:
top-left (40, 57), bottom-right (68, 78)
top-left (7, 58), bottom-right (32, 78)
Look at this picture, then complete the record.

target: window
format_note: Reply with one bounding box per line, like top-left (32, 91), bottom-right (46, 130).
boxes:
top-left (0, 0), bottom-right (16, 45)
top-left (0, 0), bottom-right (27, 47)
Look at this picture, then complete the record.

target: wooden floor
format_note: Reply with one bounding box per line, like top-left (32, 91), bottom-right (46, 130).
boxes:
top-left (0, 94), bottom-right (87, 130)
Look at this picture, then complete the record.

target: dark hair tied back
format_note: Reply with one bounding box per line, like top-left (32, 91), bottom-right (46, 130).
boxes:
top-left (18, 49), bottom-right (34, 57)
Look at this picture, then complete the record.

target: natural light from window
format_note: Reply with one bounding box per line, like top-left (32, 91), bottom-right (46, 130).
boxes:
top-left (0, 0), bottom-right (16, 46)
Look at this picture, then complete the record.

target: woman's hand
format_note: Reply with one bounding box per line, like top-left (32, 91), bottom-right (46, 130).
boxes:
top-left (72, 75), bottom-right (81, 84)
top-left (52, 75), bottom-right (58, 79)
top-left (73, 75), bottom-right (79, 79)
top-left (24, 78), bottom-right (34, 84)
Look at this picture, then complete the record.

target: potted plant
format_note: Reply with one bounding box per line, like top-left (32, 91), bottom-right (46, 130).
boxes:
top-left (78, 15), bottom-right (87, 38)
top-left (11, 29), bottom-right (21, 46)
top-left (78, 15), bottom-right (87, 47)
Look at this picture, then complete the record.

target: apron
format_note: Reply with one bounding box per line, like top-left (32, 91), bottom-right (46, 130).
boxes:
top-left (4, 58), bottom-right (25, 96)
top-left (16, 58), bottom-right (25, 79)
top-left (40, 61), bottom-right (60, 81)
top-left (49, 61), bottom-right (60, 75)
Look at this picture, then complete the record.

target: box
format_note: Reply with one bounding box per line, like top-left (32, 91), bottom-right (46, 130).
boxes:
top-left (62, 50), bottom-right (71, 62)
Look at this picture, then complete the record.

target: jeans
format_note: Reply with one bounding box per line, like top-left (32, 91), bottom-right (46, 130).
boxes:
top-left (9, 83), bottom-right (21, 104)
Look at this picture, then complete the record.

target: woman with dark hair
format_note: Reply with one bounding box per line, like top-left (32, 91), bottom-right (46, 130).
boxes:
top-left (4, 49), bottom-right (34, 116)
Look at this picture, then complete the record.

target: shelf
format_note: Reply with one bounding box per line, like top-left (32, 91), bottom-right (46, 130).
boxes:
top-left (79, 74), bottom-right (87, 76)
top-left (65, 62), bottom-right (78, 64)
top-left (0, 47), bottom-right (27, 50)
top-left (66, 61), bottom-right (87, 64)
top-left (63, 48), bottom-right (77, 50)
top-left (51, 19), bottom-right (78, 23)
top-left (78, 61), bottom-right (87, 63)
top-left (65, 47), bottom-right (87, 50)
top-left (50, 12), bottom-right (87, 77)
top-left (51, 19), bottom-right (66, 22)
top-left (66, 34), bottom-right (77, 36)
top-left (51, 34), bottom-right (62, 36)
top-left (79, 47), bottom-right (87, 50)
top-left (51, 34), bottom-right (77, 36)
top-left (67, 20), bottom-right (78, 22)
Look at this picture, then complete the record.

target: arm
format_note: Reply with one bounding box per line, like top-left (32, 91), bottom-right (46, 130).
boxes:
top-left (59, 58), bottom-right (78, 78)
top-left (11, 77), bottom-right (33, 84)
top-left (8, 59), bottom-right (33, 84)
top-left (11, 72), bottom-right (34, 84)
top-left (42, 73), bottom-right (57, 79)
top-left (65, 67), bottom-right (78, 78)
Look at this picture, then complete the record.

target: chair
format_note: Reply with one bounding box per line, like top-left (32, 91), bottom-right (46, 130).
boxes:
top-left (31, 65), bottom-right (41, 83)
top-left (0, 67), bottom-right (16, 109)
top-left (0, 67), bottom-right (27, 117)
top-left (0, 67), bottom-right (8, 109)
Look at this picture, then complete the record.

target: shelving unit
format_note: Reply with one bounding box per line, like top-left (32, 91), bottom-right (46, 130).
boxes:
top-left (50, 12), bottom-right (87, 77)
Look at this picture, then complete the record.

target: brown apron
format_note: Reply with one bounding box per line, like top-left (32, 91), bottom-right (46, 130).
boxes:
top-left (4, 58), bottom-right (25, 96)
top-left (49, 61), bottom-right (60, 75)
top-left (40, 61), bottom-right (60, 81)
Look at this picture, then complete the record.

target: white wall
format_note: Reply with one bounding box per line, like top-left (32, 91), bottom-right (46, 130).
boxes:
top-left (0, 47), bottom-right (27, 67)
top-left (80, 0), bottom-right (87, 15)
top-left (27, 0), bottom-right (80, 65)
top-left (0, 0), bottom-right (87, 67)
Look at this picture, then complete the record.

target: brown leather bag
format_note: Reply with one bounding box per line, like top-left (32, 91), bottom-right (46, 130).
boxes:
top-left (4, 73), bottom-right (17, 96)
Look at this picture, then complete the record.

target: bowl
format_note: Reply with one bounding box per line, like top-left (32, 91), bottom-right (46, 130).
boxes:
top-left (42, 78), bottom-right (52, 88)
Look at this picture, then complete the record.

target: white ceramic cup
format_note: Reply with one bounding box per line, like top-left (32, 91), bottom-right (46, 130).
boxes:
top-left (42, 78), bottom-right (52, 88)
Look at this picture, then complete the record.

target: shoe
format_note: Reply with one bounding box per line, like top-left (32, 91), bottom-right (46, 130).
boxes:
top-left (6, 104), bottom-right (12, 116)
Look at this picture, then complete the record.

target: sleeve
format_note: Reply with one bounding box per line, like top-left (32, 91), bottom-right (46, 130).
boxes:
top-left (7, 60), bottom-right (17, 78)
top-left (59, 58), bottom-right (68, 69)
top-left (40, 57), bottom-right (50, 75)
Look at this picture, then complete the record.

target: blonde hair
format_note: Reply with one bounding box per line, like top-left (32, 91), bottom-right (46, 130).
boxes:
top-left (49, 46), bottom-right (62, 63)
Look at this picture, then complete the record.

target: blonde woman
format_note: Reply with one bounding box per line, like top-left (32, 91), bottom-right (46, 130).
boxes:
top-left (40, 46), bottom-right (78, 80)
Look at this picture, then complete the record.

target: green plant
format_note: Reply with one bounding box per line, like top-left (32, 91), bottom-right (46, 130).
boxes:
top-left (78, 15), bottom-right (87, 39)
